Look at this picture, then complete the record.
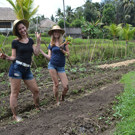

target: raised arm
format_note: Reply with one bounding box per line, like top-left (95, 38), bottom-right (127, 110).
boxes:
top-left (33, 32), bottom-right (41, 56)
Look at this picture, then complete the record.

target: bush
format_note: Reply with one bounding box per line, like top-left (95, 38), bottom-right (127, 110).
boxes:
top-left (33, 54), bottom-right (48, 68)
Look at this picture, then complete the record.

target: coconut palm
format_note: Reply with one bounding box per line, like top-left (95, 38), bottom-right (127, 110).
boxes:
top-left (119, 23), bottom-right (135, 45)
top-left (104, 23), bottom-right (122, 57)
top-left (122, 0), bottom-right (134, 14)
top-left (120, 0), bottom-right (134, 22)
top-left (119, 23), bottom-right (135, 56)
top-left (104, 23), bottom-right (122, 41)
top-left (66, 6), bottom-right (74, 23)
top-left (6, 0), bottom-right (39, 21)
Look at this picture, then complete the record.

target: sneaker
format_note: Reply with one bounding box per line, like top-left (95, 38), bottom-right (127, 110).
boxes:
top-left (13, 116), bottom-right (23, 122)
top-left (56, 101), bottom-right (60, 106)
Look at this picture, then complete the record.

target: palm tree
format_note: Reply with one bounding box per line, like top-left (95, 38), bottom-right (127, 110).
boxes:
top-left (119, 23), bottom-right (135, 45)
top-left (122, 0), bottom-right (134, 14)
top-left (6, 0), bottom-right (39, 21)
top-left (104, 23), bottom-right (122, 57)
top-left (119, 23), bottom-right (135, 56)
top-left (66, 6), bottom-right (74, 23)
top-left (120, 0), bottom-right (134, 23)
top-left (104, 23), bottom-right (122, 41)
top-left (56, 8), bottom-right (63, 20)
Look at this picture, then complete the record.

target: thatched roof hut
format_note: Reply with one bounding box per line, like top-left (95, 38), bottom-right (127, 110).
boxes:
top-left (0, 7), bottom-right (16, 21)
top-left (65, 28), bottom-right (82, 38)
top-left (40, 18), bottom-right (56, 32)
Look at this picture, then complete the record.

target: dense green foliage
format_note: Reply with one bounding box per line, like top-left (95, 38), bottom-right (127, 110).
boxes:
top-left (102, 3), bottom-right (115, 25)
top-left (54, 0), bottom-right (135, 39)
top-left (5, 0), bottom-right (135, 40)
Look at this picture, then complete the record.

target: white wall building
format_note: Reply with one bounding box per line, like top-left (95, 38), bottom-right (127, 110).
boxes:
top-left (0, 7), bottom-right (16, 34)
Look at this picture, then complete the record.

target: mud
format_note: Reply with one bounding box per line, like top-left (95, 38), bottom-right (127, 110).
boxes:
top-left (0, 60), bottom-right (135, 135)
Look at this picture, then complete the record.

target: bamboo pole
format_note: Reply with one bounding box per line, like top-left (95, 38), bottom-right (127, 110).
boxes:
top-left (90, 41), bottom-right (97, 62)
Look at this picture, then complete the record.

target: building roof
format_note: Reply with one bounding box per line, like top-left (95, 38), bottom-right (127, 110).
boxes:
top-left (40, 18), bottom-right (56, 28)
top-left (0, 7), bottom-right (16, 21)
top-left (65, 28), bottom-right (82, 34)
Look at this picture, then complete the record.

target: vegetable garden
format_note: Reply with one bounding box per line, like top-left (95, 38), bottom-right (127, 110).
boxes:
top-left (1, 35), bottom-right (135, 134)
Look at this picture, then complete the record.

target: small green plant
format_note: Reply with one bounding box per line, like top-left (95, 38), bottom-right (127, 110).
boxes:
top-left (71, 89), bottom-right (78, 94)
top-left (80, 88), bottom-right (85, 92)
top-left (40, 99), bottom-right (49, 106)
top-left (70, 67), bottom-right (77, 73)
top-left (98, 116), bottom-right (105, 120)
top-left (0, 72), bottom-right (4, 77)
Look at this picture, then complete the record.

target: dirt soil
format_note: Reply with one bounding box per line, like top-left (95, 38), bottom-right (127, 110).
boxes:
top-left (0, 59), bottom-right (135, 135)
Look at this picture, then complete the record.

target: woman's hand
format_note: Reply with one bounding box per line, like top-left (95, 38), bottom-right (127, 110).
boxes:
top-left (0, 53), bottom-right (7, 59)
top-left (60, 44), bottom-right (70, 57)
top-left (0, 53), bottom-right (15, 61)
top-left (35, 32), bottom-right (41, 45)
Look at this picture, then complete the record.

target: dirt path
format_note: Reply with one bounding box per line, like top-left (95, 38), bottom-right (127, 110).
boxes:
top-left (0, 59), bottom-right (135, 135)
top-left (98, 59), bottom-right (135, 68)
top-left (0, 82), bottom-right (123, 135)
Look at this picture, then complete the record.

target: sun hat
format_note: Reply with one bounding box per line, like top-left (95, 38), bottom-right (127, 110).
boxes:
top-left (13, 19), bottom-right (29, 36)
top-left (48, 25), bottom-right (65, 36)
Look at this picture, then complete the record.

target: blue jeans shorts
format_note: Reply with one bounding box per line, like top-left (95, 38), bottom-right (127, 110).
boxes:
top-left (9, 62), bottom-right (34, 80)
top-left (48, 62), bottom-right (65, 73)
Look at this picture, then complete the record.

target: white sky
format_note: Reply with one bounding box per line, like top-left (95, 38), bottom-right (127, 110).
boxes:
top-left (0, 0), bottom-right (101, 18)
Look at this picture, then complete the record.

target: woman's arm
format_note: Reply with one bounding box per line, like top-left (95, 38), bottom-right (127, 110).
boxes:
top-left (60, 45), bottom-right (70, 57)
top-left (40, 49), bottom-right (51, 60)
top-left (33, 32), bottom-right (41, 56)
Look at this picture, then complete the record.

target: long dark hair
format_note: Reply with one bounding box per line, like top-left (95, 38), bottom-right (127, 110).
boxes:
top-left (15, 21), bottom-right (28, 39)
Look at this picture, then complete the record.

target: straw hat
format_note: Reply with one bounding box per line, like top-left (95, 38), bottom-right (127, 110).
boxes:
top-left (48, 25), bottom-right (65, 36)
top-left (13, 19), bottom-right (29, 36)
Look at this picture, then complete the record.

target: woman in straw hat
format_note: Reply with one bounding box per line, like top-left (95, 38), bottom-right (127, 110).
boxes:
top-left (40, 25), bottom-right (69, 106)
top-left (0, 19), bottom-right (41, 122)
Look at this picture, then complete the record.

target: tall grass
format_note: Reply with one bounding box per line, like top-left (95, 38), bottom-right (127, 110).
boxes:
top-left (0, 35), bottom-right (135, 72)
top-left (114, 71), bottom-right (135, 135)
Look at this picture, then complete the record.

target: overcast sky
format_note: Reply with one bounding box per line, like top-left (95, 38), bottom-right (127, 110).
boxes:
top-left (0, 0), bottom-right (101, 18)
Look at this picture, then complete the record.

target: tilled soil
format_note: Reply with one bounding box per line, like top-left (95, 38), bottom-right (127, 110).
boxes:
top-left (0, 60), bottom-right (135, 135)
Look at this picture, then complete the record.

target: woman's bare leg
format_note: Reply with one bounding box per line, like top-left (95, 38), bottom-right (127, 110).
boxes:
top-left (58, 72), bottom-right (69, 101)
top-left (24, 78), bottom-right (39, 108)
top-left (49, 69), bottom-right (59, 104)
top-left (9, 78), bottom-right (21, 118)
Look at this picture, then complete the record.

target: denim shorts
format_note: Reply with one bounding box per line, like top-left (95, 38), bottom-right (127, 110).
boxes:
top-left (9, 62), bottom-right (34, 80)
top-left (48, 62), bottom-right (65, 73)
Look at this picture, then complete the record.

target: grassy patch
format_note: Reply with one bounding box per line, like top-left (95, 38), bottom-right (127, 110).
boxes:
top-left (114, 71), bottom-right (135, 135)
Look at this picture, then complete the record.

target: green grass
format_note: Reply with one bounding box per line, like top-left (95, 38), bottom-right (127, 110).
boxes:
top-left (1, 35), bottom-right (135, 72)
top-left (114, 71), bottom-right (135, 135)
